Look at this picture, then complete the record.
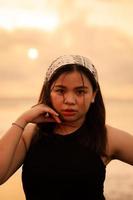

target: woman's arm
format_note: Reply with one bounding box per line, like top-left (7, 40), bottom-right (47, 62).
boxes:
top-left (106, 125), bottom-right (133, 165)
top-left (0, 104), bottom-right (61, 184)
top-left (0, 123), bottom-right (37, 184)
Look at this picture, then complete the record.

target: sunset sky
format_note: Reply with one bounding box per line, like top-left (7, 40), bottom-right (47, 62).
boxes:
top-left (0, 0), bottom-right (133, 99)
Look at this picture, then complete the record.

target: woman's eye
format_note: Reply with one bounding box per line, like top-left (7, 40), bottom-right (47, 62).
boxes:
top-left (76, 90), bottom-right (86, 95)
top-left (55, 89), bottom-right (65, 94)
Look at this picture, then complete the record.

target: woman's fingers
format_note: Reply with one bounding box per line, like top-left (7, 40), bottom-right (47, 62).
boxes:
top-left (49, 114), bottom-right (62, 123)
top-left (30, 104), bottom-right (62, 124)
top-left (32, 104), bottom-right (58, 116)
top-left (43, 112), bottom-right (61, 123)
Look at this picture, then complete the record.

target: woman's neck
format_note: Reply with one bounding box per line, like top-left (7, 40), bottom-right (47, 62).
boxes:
top-left (54, 118), bottom-right (85, 135)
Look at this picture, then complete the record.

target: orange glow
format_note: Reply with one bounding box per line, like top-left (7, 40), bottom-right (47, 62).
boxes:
top-left (0, 9), bottom-right (60, 31)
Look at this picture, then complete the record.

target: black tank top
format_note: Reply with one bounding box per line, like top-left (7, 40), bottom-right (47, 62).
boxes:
top-left (22, 124), bottom-right (106, 200)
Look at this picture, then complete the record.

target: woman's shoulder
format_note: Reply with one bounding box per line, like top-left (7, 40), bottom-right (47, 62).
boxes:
top-left (105, 124), bottom-right (133, 165)
top-left (106, 124), bottom-right (133, 145)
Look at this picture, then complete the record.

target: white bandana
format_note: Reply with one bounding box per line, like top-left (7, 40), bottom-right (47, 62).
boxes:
top-left (45, 55), bottom-right (98, 82)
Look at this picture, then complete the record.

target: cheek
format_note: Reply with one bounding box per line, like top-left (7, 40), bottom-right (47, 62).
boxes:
top-left (80, 96), bottom-right (92, 110)
top-left (50, 93), bottom-right (63, 106)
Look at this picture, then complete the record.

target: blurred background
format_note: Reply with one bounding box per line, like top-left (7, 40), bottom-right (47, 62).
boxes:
top-left (0, 0), bottom-right (133, 199)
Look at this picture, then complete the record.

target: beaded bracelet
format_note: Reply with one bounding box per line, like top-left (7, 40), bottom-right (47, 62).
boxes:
top-left (12, 122), bottom-right (24, 130)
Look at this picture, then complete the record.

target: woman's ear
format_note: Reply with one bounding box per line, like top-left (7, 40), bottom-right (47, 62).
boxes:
top-left (91, 98), bottom-right (95, 103)
top-left (91, 91), bottom-right (97, 103)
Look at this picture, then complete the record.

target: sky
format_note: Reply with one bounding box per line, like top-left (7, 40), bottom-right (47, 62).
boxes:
top-left (0, 0), bottom-right (133, 100)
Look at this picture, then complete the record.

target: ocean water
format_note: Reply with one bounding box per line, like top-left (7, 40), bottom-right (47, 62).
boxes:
top-left (0, 97), bottom-right (133, 199)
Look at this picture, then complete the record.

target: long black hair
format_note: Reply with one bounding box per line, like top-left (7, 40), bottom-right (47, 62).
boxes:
top-left (38, 64), bottom-right (107, 156)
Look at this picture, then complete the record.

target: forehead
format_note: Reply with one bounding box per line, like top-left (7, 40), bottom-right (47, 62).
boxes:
top-left (53, 70), bottom-right (92, 87)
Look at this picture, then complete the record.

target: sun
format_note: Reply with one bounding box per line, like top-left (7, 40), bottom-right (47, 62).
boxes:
top-left (28, 48), bottom-right (39, 60)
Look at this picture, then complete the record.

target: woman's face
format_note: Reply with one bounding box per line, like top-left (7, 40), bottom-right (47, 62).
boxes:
top-left (50, 70), bottom-right (96, 123)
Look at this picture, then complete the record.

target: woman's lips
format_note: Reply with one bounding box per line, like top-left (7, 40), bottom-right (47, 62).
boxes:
top-left (61, 109), bottom-right (77, 116)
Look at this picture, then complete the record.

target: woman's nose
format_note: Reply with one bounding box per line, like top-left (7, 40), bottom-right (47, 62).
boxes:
top-left (63, 93), bottom-right (76, 104)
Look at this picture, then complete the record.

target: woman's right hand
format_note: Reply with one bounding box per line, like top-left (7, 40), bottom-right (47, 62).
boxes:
top-left (0, 103), bottom-right (61, 184)
top-left (16, 104), bottom-right (61, 126)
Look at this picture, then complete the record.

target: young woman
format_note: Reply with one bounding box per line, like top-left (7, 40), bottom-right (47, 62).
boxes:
top-left (0, 55), bottom-right (133, 200)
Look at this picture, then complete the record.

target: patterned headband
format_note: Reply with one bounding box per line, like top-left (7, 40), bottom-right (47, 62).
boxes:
top-left (45, 55), bottom-right (98, 82)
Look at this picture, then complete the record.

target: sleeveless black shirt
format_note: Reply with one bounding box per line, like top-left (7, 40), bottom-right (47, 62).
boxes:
top-left (22, 124), bottom-right (106, 200)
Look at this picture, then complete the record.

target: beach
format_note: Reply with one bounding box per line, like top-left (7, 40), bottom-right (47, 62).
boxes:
top-left (0, 97), bottom-right (133, 200)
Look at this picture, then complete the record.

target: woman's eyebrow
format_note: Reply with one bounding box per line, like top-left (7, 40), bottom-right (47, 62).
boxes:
top-left (54, 85), bottom-right (66, 88)
top-left (75, 86), bottom-right (89, 89)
